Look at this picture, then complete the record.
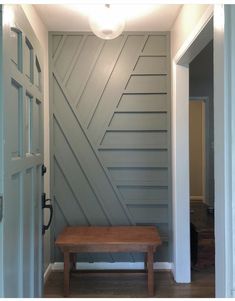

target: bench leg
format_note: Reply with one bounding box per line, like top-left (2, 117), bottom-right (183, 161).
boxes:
top-left (70, 253), bottom-right (76, 271)
top-left (147, 247), bottom-right (154, 297)
top-left (64, 251), bottom-right (70, 297)
top-left (144, 253), bottom-right (148, 271)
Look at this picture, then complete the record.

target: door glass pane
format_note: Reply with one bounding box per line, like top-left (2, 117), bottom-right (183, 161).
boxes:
top-left (11, 79), bottom-right (23, 158)
top-left (25, 94), bottom-right (33, 154)
top-left (34, 99), bottom-right (41, 154)
top-left (35, 56), bottom-right (41, 91)
top-left (10, 28), bottom-right (22, 71)
top-left (25, 37), bottom-right (34, 83)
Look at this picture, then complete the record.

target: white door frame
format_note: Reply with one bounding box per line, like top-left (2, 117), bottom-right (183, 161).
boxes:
top-left (214, 5), bottom-right (235, 297)
top-left (171, 6), bottom-right (213, 284)
top-left (172, 4), bottom-right (235, 297)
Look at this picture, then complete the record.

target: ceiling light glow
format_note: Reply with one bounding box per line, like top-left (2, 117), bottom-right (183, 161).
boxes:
top-left (66, 3), bottom-right (158, 39)
top-left (88, 4), bottom-right (125, 39)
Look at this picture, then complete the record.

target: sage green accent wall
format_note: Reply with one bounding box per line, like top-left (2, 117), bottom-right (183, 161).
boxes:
top-left (50, 32), bottom-right (172, 262)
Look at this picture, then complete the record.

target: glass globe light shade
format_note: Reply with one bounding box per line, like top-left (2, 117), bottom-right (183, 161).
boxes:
top-left (89, 5), bottom-right (125, 40)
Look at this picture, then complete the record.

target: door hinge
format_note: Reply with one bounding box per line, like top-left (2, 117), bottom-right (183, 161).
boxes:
top-left (0, 196), bottom-right (3, 222)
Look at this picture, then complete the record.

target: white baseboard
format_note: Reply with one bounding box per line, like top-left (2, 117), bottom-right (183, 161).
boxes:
top-left (52, 261), bottom-right (173, 271)
top-left (44, 263), bottom-right (52, 283)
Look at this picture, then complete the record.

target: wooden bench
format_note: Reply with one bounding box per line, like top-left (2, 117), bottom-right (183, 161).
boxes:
top-left (55, 226), bottom-right (162, 297)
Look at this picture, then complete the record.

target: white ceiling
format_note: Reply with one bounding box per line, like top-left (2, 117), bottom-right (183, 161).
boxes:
top-left (34, 4), bottom-right (182, 31)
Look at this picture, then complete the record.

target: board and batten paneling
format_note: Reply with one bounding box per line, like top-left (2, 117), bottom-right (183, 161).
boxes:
top-left (50, 32), bottom-right (171, 263)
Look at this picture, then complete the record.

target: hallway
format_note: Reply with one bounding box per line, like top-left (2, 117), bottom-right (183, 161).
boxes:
top-left (1, 4), bottom-right (235, 298)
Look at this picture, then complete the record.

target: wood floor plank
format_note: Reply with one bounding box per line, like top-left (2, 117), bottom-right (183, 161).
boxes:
top-left (44, 268), bottom-right (215, 298)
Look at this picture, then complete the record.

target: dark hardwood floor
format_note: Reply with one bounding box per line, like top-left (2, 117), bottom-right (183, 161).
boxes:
top-left (44, 267), bottom-right (215, 298)
top-left (190, 201), bottom-right (215, 269)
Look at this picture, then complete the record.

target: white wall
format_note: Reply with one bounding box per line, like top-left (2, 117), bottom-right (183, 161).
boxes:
top-left (21, 5), bottom-right (50, 273)
top-left (170, 4), bottom-right (213, 283)
top-left (171, 4), bottom-right (211, 58)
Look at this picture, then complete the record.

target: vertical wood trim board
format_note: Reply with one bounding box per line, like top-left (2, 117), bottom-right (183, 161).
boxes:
top-left (50, 32), bottom-right (171, 263)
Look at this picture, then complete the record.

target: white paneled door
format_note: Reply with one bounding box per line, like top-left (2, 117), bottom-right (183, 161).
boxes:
top-left (0, 5), bottom-right (44, 297)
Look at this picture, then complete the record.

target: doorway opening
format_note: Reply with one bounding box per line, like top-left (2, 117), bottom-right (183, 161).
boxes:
top-left (189, 41), bottom-right (215, 274)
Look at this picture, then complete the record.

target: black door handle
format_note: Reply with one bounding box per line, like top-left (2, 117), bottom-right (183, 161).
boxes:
top-left (42, 193), bottom-right (53, 235)
top-left (41, 164), bottom-right (47, 177)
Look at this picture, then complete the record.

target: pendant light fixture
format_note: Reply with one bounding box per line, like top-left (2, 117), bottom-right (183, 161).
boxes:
top-left (89, 4), bottom-right (125, 40)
